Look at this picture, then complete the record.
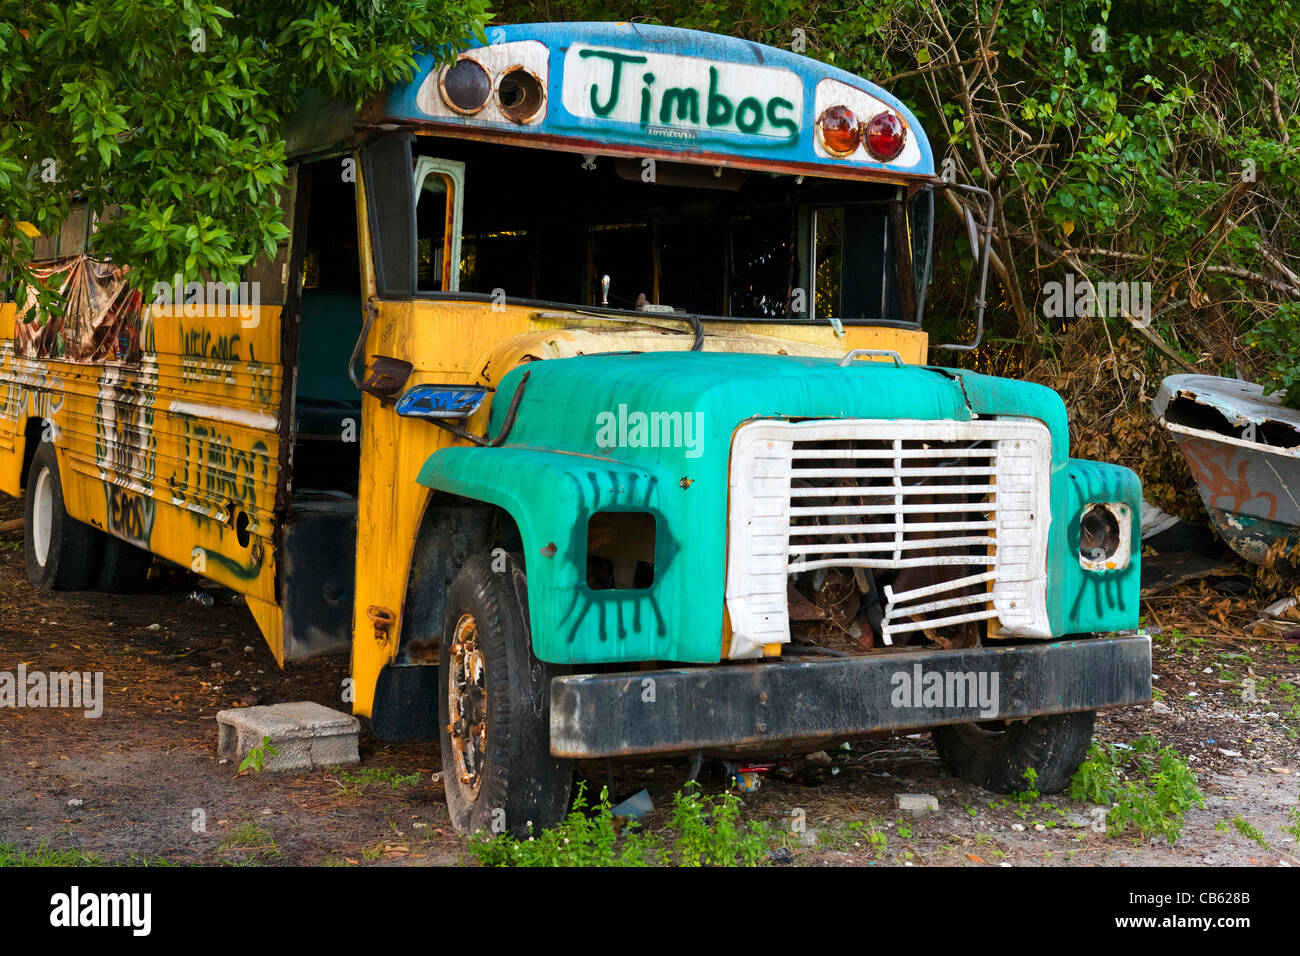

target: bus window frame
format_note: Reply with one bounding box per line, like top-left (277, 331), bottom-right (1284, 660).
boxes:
top-left (807, 200), bottom-right (900, 325)
top-left (369, 132), bottom-right (929, 332)
top-left (413, 156), bottom-right (464, 293)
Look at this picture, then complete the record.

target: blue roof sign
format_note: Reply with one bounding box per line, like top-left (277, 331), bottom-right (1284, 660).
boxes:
top-left (377, 21), bottom-right (935, 179)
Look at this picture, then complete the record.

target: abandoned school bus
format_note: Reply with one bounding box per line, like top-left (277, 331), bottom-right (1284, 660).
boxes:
top-left (1, 22), bottom-right (1150, 833)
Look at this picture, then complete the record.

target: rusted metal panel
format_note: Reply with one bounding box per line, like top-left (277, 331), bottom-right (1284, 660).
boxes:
top-left (549, 635), bottom-right (1152, 758)
top-left (280, 498), bottom-right (356, 660)
top-left (1154, 374), bottom-right (1300, 563)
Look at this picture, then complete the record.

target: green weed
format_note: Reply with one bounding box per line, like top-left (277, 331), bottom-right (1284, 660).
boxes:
top-left (470, 781), bottom-right (775, 867)
top-left (238, 735), bottom-right (278, 774)
top-left (1068, 735), bottom-right (1204, 844)
top-left (1233, 815), bottom-right (1270, 849)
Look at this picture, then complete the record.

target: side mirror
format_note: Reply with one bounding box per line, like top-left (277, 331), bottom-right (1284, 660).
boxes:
top-left (395, 384), bottom-right (492, 420)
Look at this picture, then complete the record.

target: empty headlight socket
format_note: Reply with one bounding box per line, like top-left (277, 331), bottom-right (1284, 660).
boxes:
top-left (1078, 502), bottom-right (1132, 571)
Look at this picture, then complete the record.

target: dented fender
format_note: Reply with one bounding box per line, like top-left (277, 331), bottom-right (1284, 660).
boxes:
top-left (416, 445), bottom-right (725, 664)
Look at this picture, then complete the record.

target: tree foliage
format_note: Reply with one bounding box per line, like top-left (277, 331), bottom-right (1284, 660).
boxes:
top-left (0, 0), bottom-right (490, 297)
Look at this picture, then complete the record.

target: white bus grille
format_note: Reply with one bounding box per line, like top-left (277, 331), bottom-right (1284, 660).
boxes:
top-left (725, 418), bottom-right (1052, 658)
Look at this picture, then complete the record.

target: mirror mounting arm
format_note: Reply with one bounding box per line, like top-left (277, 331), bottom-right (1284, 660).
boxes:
top-left (349, 297), bottom-right (414, 405)
top-left (928, 178), bottom-right (996, 353)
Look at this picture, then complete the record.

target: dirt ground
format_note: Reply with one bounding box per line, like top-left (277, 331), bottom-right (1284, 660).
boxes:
top-left (1, 494), bottom-right (1297, 867)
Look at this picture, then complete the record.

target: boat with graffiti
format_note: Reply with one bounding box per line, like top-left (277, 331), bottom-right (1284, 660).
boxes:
top-left (1154, 374), bottom-right (1300, 563)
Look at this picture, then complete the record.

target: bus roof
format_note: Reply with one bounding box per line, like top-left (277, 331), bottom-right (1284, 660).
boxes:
top-left (289, 21), bottom-right (934, 182)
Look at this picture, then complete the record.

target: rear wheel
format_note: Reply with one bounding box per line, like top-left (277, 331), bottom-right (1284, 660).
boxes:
top-left (25, 441), bottom-right (96, 591)
top-left (932, 710), bottom-right (1096, 794)
top-left (93, 534), bottom-right (153, 593)
top-left (437, 553), bottom-right (572, 837)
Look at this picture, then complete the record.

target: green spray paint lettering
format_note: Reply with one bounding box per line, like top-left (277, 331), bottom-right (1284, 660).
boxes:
top-left (766, 97), bottom-right (798, 138)
top-left (660, 86), bottom-right (699, 125)
top-left (706, 67), bottom-right (731, 127)
top-left (580, 51), bottom-right (798, 140)
top-left (735, 96), bottom-right (764, 133)
top-left (640, 73), bottom-right (656, 123)
top-left (580, 49), bottom-right (649, 116)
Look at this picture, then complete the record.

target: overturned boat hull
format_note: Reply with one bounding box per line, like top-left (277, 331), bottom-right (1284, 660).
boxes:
top-left (1154, 374), bottom-right (1300, 565)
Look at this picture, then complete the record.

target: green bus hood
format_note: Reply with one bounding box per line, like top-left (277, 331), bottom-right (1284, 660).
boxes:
top-left (416, 352), bottom-right (1136, 663)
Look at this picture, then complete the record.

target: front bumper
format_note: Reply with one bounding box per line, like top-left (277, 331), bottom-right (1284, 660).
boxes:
top-left (549, 635), bottom-right (1151, 758)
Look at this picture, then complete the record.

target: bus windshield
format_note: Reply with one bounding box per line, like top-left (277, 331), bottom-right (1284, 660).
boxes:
top-left (411, 138), bottom-right (930, 327)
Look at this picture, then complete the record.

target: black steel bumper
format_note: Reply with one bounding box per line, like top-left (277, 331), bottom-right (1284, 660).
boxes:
top-left (549, 636), bottom-right (1151, 758)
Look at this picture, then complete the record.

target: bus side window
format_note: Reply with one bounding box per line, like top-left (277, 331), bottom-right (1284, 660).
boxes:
top-left (26, 201), bottom-right (99, 266)
top-left (57, 204), bottom-right (90, 259)
top-left (416, 175), bottom-right (448, 291)
top-left (413, 157), bottom-right (464, 293)
top-left (909, 186), bottom-right (934, 321)
top-left (812, 203), bottom-right (899, 323)
top-left (244, 172), bottom-right (295, 306)
top-left (32, 228), bottom-right (59, 263)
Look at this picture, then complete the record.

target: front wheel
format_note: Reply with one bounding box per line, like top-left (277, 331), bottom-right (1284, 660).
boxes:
top-left (932, 710), bottom-right (1096, 794)
top-left (437, 553), bottom-right (572, 837)
top-left (25, 441), bottom-right (96, 591)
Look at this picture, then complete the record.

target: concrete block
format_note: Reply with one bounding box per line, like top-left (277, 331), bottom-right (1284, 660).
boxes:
top-left (216, 701), bottom-right (360, 772)
top-left (894, 793), bottom-right (939, 812)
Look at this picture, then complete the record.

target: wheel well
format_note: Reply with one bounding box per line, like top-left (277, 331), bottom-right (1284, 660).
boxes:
top-left (395, 492), bottom-right (524, 663)
top-left (20, 417), bottom-right (46, 490)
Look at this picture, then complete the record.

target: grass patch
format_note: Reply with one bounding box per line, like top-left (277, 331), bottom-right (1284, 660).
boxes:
top-left (0, 841), bottom-right (171, 867)
top-left (0, 841), bottom-right (102, 867)
top-left (814, 819), bottom-right (888, 856)
top-left (217, 821), bottom-right (281, 865)
top-left (328, 765), bottom-right (422, 797)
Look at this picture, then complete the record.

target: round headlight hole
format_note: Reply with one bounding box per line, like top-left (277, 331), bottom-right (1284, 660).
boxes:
top-left (440, 57), bottom-right (492, 115)
top-left (497, 67), bottom-right (545, 123)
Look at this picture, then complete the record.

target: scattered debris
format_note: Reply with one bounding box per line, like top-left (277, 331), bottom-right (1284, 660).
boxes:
top-left (1154, 374), bottom-right (1300, 566)
top-left (610, 789), bottom-right (653, 822)
top-left (894, 793), bottom-right (939, 812)
top-left (1141, 553), bottom-right (1243, 596)
top-left (1261, 597), bottom-right (1300, 621)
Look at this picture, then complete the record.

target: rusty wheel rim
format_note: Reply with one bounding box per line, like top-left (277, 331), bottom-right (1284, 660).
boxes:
top-left (447, 613), bottom-right (487, 798)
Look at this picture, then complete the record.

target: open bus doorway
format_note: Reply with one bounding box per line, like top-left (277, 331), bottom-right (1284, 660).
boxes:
top-left (292, 161), bottom-right (363, 497)
top-left (274, 158), bottom-right (364, 660)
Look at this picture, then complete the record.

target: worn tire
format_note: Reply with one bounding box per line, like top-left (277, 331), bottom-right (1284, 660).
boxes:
top-left (25, 441), bottom-right (96, 591)
top-left (437, 553), bottom-right (572, 837)
top-left (93, 534), bottom-right (153, 593)
top-left (932, 710), bottom-right (1096, 794)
